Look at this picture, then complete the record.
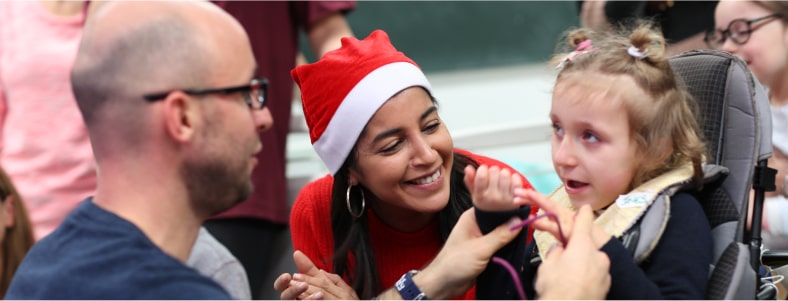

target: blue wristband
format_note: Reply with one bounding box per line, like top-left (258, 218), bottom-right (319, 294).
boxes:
top-left (395, 270), bottom-right (428, 300)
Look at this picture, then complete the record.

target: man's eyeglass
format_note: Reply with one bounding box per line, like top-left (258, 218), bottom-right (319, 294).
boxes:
top-left (143, 77), bottom-right (269, 110)
top-left (705, 14), bottom-right (783, 49)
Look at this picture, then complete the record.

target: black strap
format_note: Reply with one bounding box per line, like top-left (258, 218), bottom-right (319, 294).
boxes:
top-left (752, 165), bottom-right (776, 192)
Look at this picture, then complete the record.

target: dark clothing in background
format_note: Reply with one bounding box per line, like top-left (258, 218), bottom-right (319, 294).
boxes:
top-left (578, 1), bottom-right (718, 43)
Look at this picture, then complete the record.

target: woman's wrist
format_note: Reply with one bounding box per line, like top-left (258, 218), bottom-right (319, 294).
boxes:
top-left (415, 260), bottom-right (479, 299)
top-left (374, 268), bottom-right (453, 300)
top-left (411, 267), bottom-right (452, 300)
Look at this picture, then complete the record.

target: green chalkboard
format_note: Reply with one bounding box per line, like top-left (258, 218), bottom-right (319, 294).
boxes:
top-left (302, 1), bottom-right (580, 73)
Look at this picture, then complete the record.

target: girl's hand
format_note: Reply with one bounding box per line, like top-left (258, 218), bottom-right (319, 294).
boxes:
top-left (464, 164), bottom-right (522, 211)
top-left (513, 188), bottom-right (575, 241)
top-left (513, 189), bottom-right (611, 249)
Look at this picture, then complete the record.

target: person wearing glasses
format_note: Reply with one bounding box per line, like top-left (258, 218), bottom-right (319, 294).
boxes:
top-left (204, 3), bottom-right (355, 298)
top-left (708, 1), bottom-right (788, 254)
top-left (5, 1), bottom-right (272, 299)
top-left (0, 0), bottom-right (252, 299)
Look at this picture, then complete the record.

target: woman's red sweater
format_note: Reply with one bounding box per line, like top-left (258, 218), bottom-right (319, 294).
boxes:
top-left (290, 149), bottom-right (536, 299)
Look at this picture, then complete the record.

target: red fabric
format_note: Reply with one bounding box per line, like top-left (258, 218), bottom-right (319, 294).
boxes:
top-left (290, 149), bottom-right (536, 298)
top-left (292, 30), bottom-right (421, 144)
top-left (211, 1), bottom-right (356, 224)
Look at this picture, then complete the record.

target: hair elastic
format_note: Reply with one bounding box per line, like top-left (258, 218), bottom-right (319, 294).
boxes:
top-left (627, 46), bottom-right (648, 60)
top-left (556, 39), bottom-right (596, 70)
top-left (575, 39), bottom-right (593, 51)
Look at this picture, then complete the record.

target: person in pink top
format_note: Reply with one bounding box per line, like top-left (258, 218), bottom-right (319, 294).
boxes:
top-left (0, 1), bottom-right (96, 240)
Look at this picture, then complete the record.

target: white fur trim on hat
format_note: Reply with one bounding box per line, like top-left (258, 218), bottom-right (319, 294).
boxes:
top-left (313, 62), bottom-right (432, 175)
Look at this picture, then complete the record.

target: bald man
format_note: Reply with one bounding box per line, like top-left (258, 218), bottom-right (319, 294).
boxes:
top-left (6, 1), bottom-right (272, 299)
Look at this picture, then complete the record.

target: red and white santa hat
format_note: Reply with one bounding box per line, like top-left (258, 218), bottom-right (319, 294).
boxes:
top-left (291, 29), bottom-right (432, 175)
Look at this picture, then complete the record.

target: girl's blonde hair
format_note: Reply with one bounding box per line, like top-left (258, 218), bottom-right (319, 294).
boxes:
top-left (0, 167), bottom-right (34, 298)
top-left (549, 22), bottom-right (707, 189)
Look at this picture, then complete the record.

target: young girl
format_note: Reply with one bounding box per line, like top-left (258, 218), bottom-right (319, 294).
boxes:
top-left (710, 0), bottom-right (788, 250)
top-left (274, 30), bottom-right (536, 299)
top-left (469, 23), bottom-right (713, 299)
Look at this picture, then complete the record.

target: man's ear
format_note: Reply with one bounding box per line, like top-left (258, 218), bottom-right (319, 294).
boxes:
top-left (162, 91), bottom-right (198, 143)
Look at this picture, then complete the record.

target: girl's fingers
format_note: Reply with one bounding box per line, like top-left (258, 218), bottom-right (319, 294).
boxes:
top-left (513, 188), bottom-right (552, 208)
top-left (474, 165), bottom-right (490, 198)
top-left (498, 167), bottom-right (511, 196)
top-left (515, 189), bottom-right (568, 216)
top-left (515, 189), bottom-right (576, 241)
top-left (463, 165), bottom-right (477, 192)
top-left (485, 166), bottom-right (499, 196)
top-left (511, 169), bottom-right (523, 191)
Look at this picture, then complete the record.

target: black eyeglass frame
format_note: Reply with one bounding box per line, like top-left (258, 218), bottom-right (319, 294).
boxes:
top-left (142, 77), bottom-right (269, 110)
top-left (705, 13), bottom-right (783, 49)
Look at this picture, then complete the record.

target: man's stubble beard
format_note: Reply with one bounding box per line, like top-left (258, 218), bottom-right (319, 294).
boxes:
top-left (181, 151), bottom-right (253, 218)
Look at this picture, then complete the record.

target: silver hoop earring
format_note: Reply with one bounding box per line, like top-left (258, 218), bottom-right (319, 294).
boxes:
top-left (346, 185), bottom-right (366, 219)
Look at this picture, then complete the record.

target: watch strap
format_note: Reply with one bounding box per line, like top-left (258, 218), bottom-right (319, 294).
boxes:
top-left (395, 270), bottom-right (429, 300)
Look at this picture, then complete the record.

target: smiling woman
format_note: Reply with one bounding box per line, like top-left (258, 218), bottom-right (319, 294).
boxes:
top-left (274, 29), bottom-right (537, 300)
